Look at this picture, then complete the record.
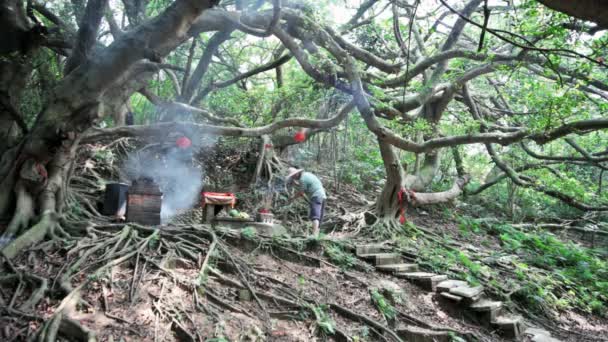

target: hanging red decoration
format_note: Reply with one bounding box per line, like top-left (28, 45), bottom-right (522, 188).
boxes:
top-left (176, 136), bottom-right (192, 148)
top-left (294, 130), bottom-right (306, 143)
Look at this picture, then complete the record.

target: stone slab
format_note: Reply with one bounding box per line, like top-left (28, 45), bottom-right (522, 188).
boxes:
top-left (532, 335), bottom-right (562, 342)
top-left (358, 252), bottom-right (398, 259)
top-left (525, 327), bottom-right (562, 342)
top-left (436, 279), bottom-right (468, 293)
top-left (450, 285), bottom-right (484, 299)
top-left (367, 253), bottom-right (402, 266)
top-left (470, 299), bottom-right (503, 312)
top-left (525, 328), bottom-right (549, 336)
top-left (397, 325), bottom-right (450, 342)
top-left (375, 263), bottom-right (419, 273)
top-left (397, 272), bottom-right (437, 279)
top-left (430, 275), bottom-right (448, 282)
top-left (412, 275), bottom-right (449, 291)
top-left (492, 315), bottom-right (523, 340)
top-left (215, 219), bottom-right (287, 236)
top-left (440, 292), bottom-right (463, 302)
top-left (356, 244), bottom-right (385, 256)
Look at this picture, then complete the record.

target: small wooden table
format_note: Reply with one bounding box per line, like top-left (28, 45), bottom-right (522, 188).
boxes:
top-left (201, 192), bottom-right (236, 223)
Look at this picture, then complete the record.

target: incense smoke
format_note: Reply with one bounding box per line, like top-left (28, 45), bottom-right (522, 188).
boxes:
top-left (122, 134), bottom-right (217, 222)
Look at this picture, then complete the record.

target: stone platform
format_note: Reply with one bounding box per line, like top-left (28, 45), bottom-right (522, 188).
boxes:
top-left (214, 217), bottom-right (287, 236)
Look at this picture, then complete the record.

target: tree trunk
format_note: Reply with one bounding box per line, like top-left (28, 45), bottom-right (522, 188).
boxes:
top-left (376, 139), bottom-right (406, 221)
top-left (1, 0), bottom-right (220, 257)
top-left (375, 139), bottom-right (469, 223)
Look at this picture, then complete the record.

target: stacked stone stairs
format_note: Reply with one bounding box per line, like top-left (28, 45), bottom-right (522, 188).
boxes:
top-left (355, 244), bottom-right (560, 341)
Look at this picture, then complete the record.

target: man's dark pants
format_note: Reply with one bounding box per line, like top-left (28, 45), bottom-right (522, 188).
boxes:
top-left (309, 197), bottom-right (325, 223)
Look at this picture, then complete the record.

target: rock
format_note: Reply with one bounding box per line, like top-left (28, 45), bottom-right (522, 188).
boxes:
top-left (375, 263), bottom-right (418, 273)
top-left (436, 279), bottom-right (468, 293)
top-left (397, 325), bottom-right (450, 342)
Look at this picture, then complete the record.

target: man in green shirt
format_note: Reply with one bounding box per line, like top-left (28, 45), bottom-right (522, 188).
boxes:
top-left (286, 167), bottom-right (326, 236)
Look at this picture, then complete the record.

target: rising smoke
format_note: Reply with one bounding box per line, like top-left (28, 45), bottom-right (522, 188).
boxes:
top-left (122, 134), bottom-right (217, 222)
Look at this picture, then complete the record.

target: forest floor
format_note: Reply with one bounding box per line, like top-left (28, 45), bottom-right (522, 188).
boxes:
top-left (1, 141), bottom-right (607, 342)
top-left (1, 206), bottom-right (607, 342)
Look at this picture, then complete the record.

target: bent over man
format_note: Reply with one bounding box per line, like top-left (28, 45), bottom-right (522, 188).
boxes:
top-left (286, 167), bottom-right (326, 236)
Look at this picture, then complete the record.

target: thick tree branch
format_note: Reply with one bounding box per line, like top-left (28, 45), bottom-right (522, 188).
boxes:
top-left (64, 0), bottom-right (108, 74)
top-left (439, 0), bottom-right (607, 67)
top-left (521, 142), bottom-right (608, 164)
top-left (193, 53), bottom-right (292, 104)
top-left (380, 49), bottom-right (520, 88)
top-left (536, 0), bottom-right (608, 29)
top-left (344, 0), bottom-right (379, 29)
top-left (181, 30), bottom-right (233, 103)
top-left (468, 162), bottom-right (561, 195)
top-left (82, 100), bottom-right (354, 142)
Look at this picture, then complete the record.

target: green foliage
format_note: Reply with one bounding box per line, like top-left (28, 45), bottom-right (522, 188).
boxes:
top-left (492, 224), bottom-right (608, 315)
top-left (370, 289), bottom-right (396, 321)
top-left (305, 304), bottom-right (336, 335)
top-left (323, 242), bottom-right (356, 269)
top-left (457, 216), bottom-right (482, 236)
top-left (241, 227), bottom-right (257, 240)
top-left (148, 233), bottom-right (160, 249)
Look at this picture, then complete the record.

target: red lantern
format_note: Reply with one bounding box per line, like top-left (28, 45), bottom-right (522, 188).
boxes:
top-left (294, 130), bottom-right (306, 143)
top-left (176, 136), bottom-right (192, 148)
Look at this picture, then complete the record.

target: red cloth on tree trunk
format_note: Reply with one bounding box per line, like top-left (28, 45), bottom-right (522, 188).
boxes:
top-left (397, 188), bottom-right (416, 224)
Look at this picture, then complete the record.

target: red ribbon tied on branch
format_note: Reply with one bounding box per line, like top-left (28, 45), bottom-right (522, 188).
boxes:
top-left (293, 129), bottom-right (306, 143)
top-left (176, 136), bottom-right (192, 148)
top-left (397, 187), bottom-right (416, 224)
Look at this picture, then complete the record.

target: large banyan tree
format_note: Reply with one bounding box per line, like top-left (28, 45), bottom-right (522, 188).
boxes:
top-left (1, 0), bottom-right (607, 255)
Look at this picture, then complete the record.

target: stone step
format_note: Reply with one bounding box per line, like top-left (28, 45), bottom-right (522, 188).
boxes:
top-left (449, 285), bottom-right (484, 302)
top-left (355, 244), bottom-right (385, 256)
top-left (397, 272), bottom-right (448, 290)
top-left (396, 325), bottom-right (451, 342)
top-left (375, 263), bottom-right (419, 273)
top-left (440, 292), bottom-right (464, 302)
top-left (492, 315), bottom-right (523, 340)
top-left (436, 279), bottom-right (468, 293)
top-left (531, 335), bottom-right (562, 342)
top-left (358, 253), bottom-right (402, 266)
top-left (524, 327), bottom-right (562, 342)
top-left (469, 299), bottom-right (503, 312)
top-left (394, 272), bottom-right (438, 280)
top-left (415, 274), bottom-right (449, 291)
